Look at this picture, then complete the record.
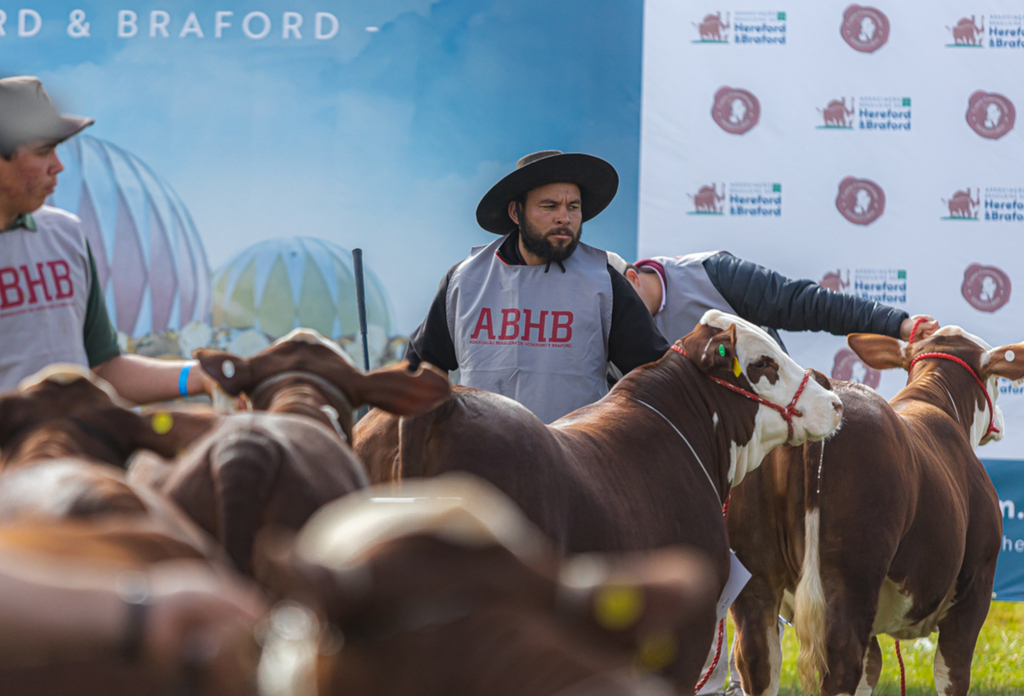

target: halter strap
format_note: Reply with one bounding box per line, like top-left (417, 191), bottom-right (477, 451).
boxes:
top-left (907, 316), bottom-right (929, 345)
top-left (672, 344), bottom-right (812, 445)
top-left (908, 352), bottom-right (999, 440)
top-left (248, 371), bottom-right (355, 416)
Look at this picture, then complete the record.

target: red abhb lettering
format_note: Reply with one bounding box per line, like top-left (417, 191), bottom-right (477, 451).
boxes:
top-left (522, 309), bottom-right (547, 342)
top-left (0, 268), bottom-right (24, 309)
top-left (550, 311), bottom-right (574, 343)
top-left (47, 260), bottom-right (73, 299)
top-left (19, 263), bottom-right (53, 304)
top-left (471, 308), bottom-right (495, 340)
top-left (499, 309), bottom-right (520, 340)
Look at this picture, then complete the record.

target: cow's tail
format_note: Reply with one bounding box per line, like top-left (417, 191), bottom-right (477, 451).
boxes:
top-left (395, 409), bottom-right (439, 482)
top-left (794, 439), bottom-right (828, 692)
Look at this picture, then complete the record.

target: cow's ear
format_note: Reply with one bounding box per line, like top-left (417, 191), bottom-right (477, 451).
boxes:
top-left (194, 349), bottom-right (256, 396)
top-left (349, 362), bottom-right (450, 415)
top-left (682, 324), bottom-right (736, 374)
top-left (558, 549), bottom-right (716, 668)
top-left (983, 344), bottom-right (1024, 383)
top-left (847, 333), bottom-right (908, 370)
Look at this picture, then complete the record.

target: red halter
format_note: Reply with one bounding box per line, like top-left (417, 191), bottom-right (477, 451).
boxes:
top-left (908, 352), bottom-right (1000, 440)
top-left (672, 345), bottom-right (812, 445)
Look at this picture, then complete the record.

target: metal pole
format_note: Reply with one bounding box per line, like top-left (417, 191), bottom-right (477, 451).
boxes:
top-left (352, 248), bottom-right (371, 373)
top-left (352, 248), bottom-right (371, 420)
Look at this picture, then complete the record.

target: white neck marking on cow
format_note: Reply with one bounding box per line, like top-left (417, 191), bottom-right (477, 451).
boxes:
top-left (274, 328), bottom-right (356, 366)
top-left (728, 408), bottom-right (770, 487)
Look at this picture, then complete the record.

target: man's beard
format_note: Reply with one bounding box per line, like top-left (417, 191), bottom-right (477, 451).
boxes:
top-left (518, 217), bottom-right (582, 263)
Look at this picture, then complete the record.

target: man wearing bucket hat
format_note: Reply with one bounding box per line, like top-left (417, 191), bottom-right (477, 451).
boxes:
top-left (405, 150), bottom-right (670, 423)
top-left (0, 76), bottom-right (214, 401)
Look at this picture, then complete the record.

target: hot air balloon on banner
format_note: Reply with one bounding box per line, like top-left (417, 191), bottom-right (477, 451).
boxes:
top-left (47, 136), bottom-right (213, 341)
top-left (210, 237), bottom-right (400, 367)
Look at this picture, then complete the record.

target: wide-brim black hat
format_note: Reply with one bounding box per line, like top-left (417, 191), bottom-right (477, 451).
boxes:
top-left (476, 150), bottom-right (619, 234)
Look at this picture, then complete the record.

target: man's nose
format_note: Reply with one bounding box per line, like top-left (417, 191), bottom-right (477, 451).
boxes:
top-left (50, 151), bottom-right (64, 175)
top-left (554, 205), bottom-right (569, 224)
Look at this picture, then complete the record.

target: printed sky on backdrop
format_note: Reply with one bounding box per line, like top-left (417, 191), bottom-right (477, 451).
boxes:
top-left (3, 0), bottom-right (644, 333)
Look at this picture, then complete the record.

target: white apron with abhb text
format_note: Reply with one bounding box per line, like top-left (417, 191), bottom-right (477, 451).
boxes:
top-left (446, 235), bottom-right (613, 423)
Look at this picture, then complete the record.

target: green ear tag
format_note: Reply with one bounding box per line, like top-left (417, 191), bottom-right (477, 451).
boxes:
top-left (718, 344), bottom-right (726, 357)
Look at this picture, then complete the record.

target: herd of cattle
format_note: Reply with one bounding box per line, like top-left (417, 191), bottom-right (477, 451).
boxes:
top-left (0, 310), bottom-right (1020, 696)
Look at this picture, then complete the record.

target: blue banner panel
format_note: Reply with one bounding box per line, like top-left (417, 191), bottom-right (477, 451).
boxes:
top-left (982, 459), bottom-right (1024, 602)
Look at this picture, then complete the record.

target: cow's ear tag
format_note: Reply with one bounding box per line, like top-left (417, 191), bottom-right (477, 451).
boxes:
top-left (222, 360), bottom-right (236, 378)
top-left (718, 344), bottom-right (726, 357)
top-left (594, 585), bottom-right (643, 630)
top-left (733, 357), bottom-right (743, 378)
top-left (151, 412), bottom-right (173, 435)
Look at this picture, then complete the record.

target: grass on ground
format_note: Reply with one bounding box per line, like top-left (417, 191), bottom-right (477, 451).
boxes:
top-left (728, 600), bottom-right (1024, 695)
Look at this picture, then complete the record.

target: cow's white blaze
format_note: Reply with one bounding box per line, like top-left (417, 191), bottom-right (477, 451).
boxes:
top-left (297, 473), bottom-right (549, 571)
top-left (701, 311), bottom-right (842, 466)
top-left (917, 327), bottom-right (1005, 448)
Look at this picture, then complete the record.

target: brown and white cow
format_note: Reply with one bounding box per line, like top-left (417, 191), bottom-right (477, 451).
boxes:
top-left (728, 326), bottom-right (1019, 696)
top-left (193, 328), bottom-right (451, 442)
top-left (353, 311), bottom-right (843, 690)
top-left (255, 473), bottom-right (716, 696)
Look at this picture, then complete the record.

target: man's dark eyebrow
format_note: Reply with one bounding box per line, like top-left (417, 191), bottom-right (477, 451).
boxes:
top-left (537, 197), bottom-right (583, 205)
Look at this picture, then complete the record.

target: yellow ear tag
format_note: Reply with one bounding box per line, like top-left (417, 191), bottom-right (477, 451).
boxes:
top-left (594, 585), bottom-right (643, 631)
top-left (151, 412), bottom-right (174, 435)
top-left (733, 356), bottom-right (743, 378)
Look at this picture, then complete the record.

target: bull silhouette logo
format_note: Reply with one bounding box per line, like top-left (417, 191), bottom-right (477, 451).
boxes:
top-left (966, 91), bottom-right (1016, 140)
top-left (818, 97), bottom-right (855, 128)
top-left (693, 11), bottom-right (730, 42)
top-left (836, 177), bottom-right (885, 225)
top-left (947, 15), bottom-right (984, 46)
top-left (841, 5), bottom-right (889, 53)
top-left (941, 188), bottom-right (980, 219)
top-left (688, 183), bottom-right (726, 214)
top-left (711, 87), bottom-right (760, 135)
top-left (819, 269), bottom-right (851, 293)
top-left (962, 264), bottom-right (1011, 312)
top-left (832, 348), bottom-right (881, 388)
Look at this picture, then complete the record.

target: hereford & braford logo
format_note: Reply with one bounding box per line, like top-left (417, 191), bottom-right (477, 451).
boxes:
top-left (941, 188), bottom-right (981, 219)
top-left (817, 96), bottom-right (911, 131)
top-left (692, 11), bottom-right (787, 44)
top-left (819, 268), bottom-right (906, 304)
top-left (832, 348), bottom-right (881, 388)
top-left (841, 5), bottom-right (889, 53)
top-left (966, 91), bottom-right (1015, 140)
top-left (688, 182), bottom-right (782, 216)
top-left (940, 187), bottom-right (1024, 222)
top-left (711, 87), bottom-right (760, 134)
top-left (962, 263), bottom-right (1011, 312)
top-left (836, 177), bottom-right (885, 225)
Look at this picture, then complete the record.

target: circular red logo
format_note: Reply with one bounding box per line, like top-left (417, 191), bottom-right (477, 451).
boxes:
top-left (836, 177), bottom-right (885, 225)
top-left (832, 348), bottom-right (881, 388)
top-left (711, 87), bottom-right (760, 135)
top-left (966, 91), bottom-right (1016, 140)
top-left (962, 263), bottom-right (1011, 312)
top-left (841, 5), bottom-right (890, 53)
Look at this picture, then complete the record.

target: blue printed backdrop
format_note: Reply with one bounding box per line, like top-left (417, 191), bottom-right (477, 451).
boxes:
top-left (984, 460), bottom-right (1024, 602)
top-left (1, 0), bottom-right (644, 333)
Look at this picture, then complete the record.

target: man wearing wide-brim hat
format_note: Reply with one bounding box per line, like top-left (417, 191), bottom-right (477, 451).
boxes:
top-left (405, 150), bottom-right (669, 423)
top-left (0, 76), bottom-right (214, 402)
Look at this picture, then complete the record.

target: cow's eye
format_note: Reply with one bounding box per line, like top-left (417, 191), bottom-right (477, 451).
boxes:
top-left (753, 358), bottom-right (776, 370)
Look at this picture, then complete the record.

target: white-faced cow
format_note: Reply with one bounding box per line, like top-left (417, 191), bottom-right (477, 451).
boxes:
top-left (354, 311), bottom-right (843, 691)
top-left (255, 473), bottom-right (716, 696)
top-left (728, 326), bottom-right (1019, 696)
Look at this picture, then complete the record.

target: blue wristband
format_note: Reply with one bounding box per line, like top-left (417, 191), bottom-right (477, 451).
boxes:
top-left (178, 362), bottom-right (194, 397)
